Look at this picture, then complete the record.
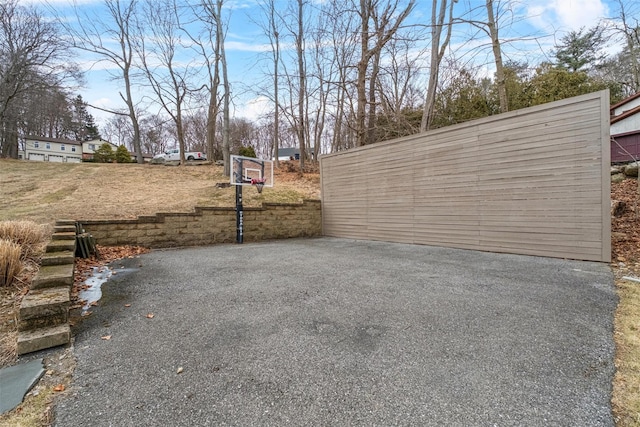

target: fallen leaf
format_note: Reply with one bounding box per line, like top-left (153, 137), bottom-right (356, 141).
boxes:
top-left (101, 335), bottom-right (112, 340)
top-left (90, 301), bottom-right (98, 306)
top-left (124, 304), bottom-right (131, 307)
top-left (53, 384), bottom-right (65, 392)
top-left (146, 313), bottom-right (155, 319)
top-left (177, 367), bottom-right (184, 374)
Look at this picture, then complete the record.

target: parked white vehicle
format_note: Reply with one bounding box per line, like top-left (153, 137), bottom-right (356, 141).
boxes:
top-left (153, 148), bottom-right (207, 161)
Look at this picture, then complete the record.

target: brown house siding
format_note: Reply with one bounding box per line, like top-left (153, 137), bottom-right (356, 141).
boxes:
top-left (611, 131), bottom-right (640, 163)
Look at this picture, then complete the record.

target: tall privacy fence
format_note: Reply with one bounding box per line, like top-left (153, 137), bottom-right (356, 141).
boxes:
top-left (321, 91), bottom-right (611, 262)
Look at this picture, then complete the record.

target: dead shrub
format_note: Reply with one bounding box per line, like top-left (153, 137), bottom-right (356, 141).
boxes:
top-left (0, 220), bottom-right (50, 261)
top-left (0, 239), bottom-right (22, 287)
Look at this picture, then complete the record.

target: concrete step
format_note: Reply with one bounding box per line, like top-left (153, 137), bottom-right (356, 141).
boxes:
top-left (51, 232), bottom-right (76, 241)
top-left (46, 239), bottom-right (76, 253)
top-left (54, 225), bottom-right (76, 234)
top-left (40, 251), bottom-right (75, 266)
top-left (55, 219), bottom-right (76, 226)
top-left (31, 264), bottom-right (74, 290)
top-left (19, 287), bottom-right (70, 331)
top-left (17, 324), bottom-right (70, 355)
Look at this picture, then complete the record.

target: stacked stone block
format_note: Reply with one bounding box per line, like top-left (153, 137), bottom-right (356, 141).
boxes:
top-left (81, 200), bottom-right (322, 249)
top-left (17, 220), bottom-right (75, 355)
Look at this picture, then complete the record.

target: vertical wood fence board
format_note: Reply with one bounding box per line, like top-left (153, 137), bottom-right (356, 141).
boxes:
top-left (320, 91), bottom-right (611, 262)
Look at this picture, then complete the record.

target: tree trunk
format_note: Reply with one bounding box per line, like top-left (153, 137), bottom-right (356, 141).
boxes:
top-left (619, 1), bottom-right (640, 93)
top-left (356, 0), bottom-right (370, 147)
top-left (366, 49), bottom-right (381, 144)
top-left (207, 41), bottom-right (220, 164)
top-left (273, 32), bottom-right (280, 168)
top-left (357, 0), bottom-right (414, 146)
top-left (296, 0), bottom-right (306, 172)
top-left (122, 68), bottom-right (143, 163)
top-left (486, 0), bottom-right (508, 113)
top-left (421, 0), bottom-right (455, 132)
top-left (218, 0), bottom-right (231, 177)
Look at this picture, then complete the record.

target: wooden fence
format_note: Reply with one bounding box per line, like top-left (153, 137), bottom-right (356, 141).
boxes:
top-left (320, 91), bottom-right (611, 262)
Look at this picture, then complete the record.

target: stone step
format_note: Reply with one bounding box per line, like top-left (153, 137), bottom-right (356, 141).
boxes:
top-left (54, 226), bottom-right (76, 234)
top-left (46, 239), bottom-right (76, 253)
top-left (31, 264), bottom-right (74, 290)
top-left (55, 219), bottom-right (76, 226)
top-left (40, 251), bottom-right (75, 266)
top-left (17, 324), bottom-right (70, 355)
top-left (51, 232), bottom-right (76, 241)
top-left (19, 287), bottom-right (70, 327)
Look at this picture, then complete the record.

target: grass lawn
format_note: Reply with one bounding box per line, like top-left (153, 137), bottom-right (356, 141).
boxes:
top-left (0, 159), bottom-right (320, 224)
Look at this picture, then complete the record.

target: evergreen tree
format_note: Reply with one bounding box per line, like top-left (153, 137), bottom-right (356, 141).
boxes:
top-left (115, 145), bottom-right (133, 163)
top-left (71, 95), bottom-right (101, 141)
top-left (554, 26), bottom-right (606, 73)
top-left (524, 63), bottom-right (620, 105)
top-left (93, 142), bottom-right (115, 163)
top-left (238, 146), bottom-right (257, 158)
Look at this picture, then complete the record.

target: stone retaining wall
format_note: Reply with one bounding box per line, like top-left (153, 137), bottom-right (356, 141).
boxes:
top-left (79, 200), bottom-right (322, 248)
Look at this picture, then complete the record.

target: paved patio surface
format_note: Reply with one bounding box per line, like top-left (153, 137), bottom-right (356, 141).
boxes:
top-left (54, 238), bottom-right (616, 426)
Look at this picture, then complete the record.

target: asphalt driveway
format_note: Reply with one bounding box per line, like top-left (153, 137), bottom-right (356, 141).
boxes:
top-left (54, 238), bottom-right (616, 426)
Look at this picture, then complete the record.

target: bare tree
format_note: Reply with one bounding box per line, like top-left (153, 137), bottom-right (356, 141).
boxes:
top-left (421, 0), bottom-right (456, 131)
top-left (295, 0), bottom-right (307, 170)
top-left (0, 0), bottom-right (78, 157)
top-left (323, 0), bottom-right (359, 152)
top-left (456, 1), bottom-right (511, 114)
top-left (190, 0), bottom-right (224, 164)
top-left (355, 0), bottom-right (415, 147)
top-left (614, 0), bottom-right (640, 94)
top-left (255, 0), bottom-right (283, 167)
top-left (377, 34), bottom-right (425, 138)
top-left (59, 0), bottom-right (145, 162)
top-left (486, 0), bottom-right (507, 113)
top-left (215, 0), bottom-right (231, 176)
top-left (270, 1), bottom-right (282, 167)
top-left (137, 0), bottom-right (197, 166)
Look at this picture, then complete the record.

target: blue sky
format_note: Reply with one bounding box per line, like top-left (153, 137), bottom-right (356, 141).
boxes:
top-left (30, 0), bottom-right (632, 127)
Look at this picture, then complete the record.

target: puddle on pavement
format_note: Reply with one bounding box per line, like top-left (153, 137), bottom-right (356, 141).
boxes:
top-left (79, 265), bottom-right (139, 311)
top-left (79, 266), bottom-right (112, 311)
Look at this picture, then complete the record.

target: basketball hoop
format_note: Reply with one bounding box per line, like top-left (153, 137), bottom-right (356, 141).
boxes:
top-left (251, 177), bottom-right (267, 194)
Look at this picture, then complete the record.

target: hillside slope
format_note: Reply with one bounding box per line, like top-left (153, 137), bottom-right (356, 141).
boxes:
top-left (0, 160), bottom-right (320, 224)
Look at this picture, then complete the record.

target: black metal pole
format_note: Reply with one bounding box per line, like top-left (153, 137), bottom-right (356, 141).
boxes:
top-left (236, 184), bottom-right (243, 244)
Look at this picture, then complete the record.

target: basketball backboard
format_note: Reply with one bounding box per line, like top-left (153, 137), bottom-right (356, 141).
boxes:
top-left (230, 155), bottom-right (274, 188)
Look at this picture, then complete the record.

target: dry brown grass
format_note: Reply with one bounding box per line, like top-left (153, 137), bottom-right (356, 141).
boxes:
top-left (0, 159), bottom-right (320, 225)
top-left (0, 386), bottom-right (54, 427)
top-left (0, 240), bottom-right (21, 287)
top-left (0, 220), bottom-right (50, 367)
top-left (0, 221), bottom-right (50, 261)
top-left (612, 278), bottom-right (640, 426)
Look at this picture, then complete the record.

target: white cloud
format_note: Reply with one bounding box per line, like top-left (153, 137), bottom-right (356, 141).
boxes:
top-left (225, 40), bottom-right (273, 53)
top-left (527, 0), bottom-right (609, 33)
top-left (235, 95), bottom-right (271, 120)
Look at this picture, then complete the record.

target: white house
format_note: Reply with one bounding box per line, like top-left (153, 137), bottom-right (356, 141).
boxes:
top-left (23, 136), bottom-right (83, 163)
top-left (81, 138), bottom-right (118, 161)
top-left (610, 92), bottom-right (640, 163)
